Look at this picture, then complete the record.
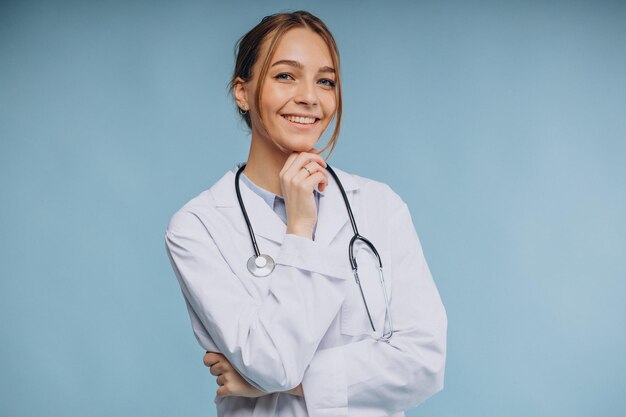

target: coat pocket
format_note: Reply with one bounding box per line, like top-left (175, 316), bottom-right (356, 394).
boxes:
top-left (340, 246), bottom-right (391, 338)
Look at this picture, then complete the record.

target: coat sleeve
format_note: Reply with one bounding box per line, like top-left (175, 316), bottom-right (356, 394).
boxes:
top-left (165, 210), bottom-right (351, 393)
top-left (300, 200), bottom-right (447, 417)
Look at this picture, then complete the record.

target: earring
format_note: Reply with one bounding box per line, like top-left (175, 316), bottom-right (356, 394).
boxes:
top-left (239, 106), bottom-right (248, 115)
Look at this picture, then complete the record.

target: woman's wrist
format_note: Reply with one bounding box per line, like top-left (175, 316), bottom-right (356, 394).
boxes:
top-left (286, 224), bottom-right (313, 240)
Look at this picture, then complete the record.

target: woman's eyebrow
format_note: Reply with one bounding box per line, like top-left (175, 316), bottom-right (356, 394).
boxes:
top-left (271, 59), bottom-right (335, 74)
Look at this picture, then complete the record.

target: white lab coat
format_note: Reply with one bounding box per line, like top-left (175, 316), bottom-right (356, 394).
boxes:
top-left (165, 166), bottom-right (447, 417)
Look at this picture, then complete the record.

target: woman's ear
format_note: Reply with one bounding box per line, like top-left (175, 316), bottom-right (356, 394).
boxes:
top-left (233, 77), bottom-right (249, 112)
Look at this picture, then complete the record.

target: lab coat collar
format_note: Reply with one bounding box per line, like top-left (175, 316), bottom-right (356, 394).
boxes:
top-left (210, 165), bottom-right (359, 246)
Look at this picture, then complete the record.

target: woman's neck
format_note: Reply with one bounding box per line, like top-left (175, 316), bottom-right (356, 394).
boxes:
top-left (242, 135), bottom-right (289, 197)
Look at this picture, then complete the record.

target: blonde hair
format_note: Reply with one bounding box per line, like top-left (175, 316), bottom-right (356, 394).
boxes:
top-left (230, 11), bottom-right (342, 158)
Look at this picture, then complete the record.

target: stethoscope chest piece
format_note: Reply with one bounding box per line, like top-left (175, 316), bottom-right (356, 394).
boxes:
top-left (247, 254), bottom-right (275, 277)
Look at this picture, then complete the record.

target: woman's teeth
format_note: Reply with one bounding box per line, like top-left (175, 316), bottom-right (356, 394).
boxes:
top-left (284, 115), bottom-right (317, 124)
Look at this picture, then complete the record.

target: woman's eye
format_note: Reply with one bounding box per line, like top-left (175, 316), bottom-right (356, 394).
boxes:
top-left (319, 79), bottom-right (336, 88)
top-left (275, 73), bottom-right (294, 81)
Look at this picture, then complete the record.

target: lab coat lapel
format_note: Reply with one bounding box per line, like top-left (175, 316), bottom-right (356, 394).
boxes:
top-left (210, 171), bottom-right (286, 245)
top-left (314, 166), bottom-right (359, 246)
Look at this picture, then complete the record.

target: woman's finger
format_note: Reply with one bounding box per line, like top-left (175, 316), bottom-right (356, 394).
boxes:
top-left (280, 152), bottom-right (302, 176)
top-left (209, 363), bottom-right (223, 376)
top-left (282, 152), bottom-right (326, 179)
top-left (288, 170), bottom-right (327, 197)
top-left (301, 171), bottom-right (328, 191)
top-left (217, 385), bottom-right (229, 398)
top-left (203, 352), bottom-right (222, 367)
top-left (292, 161), bottom-right (326, 183)
top-left (285, 151), bottom-right (325, 171)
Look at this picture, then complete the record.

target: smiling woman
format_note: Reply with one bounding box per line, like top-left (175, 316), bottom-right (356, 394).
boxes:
top-left (164, 10), bottom-right (447, 417)
top-left (233, 27), bottom-right (338, 159)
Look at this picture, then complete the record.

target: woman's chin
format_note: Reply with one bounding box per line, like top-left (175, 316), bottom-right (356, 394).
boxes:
top-left (275, 140), bottom-right (321, 154)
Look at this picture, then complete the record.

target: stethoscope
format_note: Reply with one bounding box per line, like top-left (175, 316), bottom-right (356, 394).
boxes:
top-left (235, 163), bottom-right (394, 341)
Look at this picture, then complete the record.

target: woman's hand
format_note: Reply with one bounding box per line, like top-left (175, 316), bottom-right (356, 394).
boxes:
top-left (204, 352), bottom-right (267, 398)
top-left (203, 352), bottom-right (304, 398)
top-left (280, 151), bottom-right (328, 239)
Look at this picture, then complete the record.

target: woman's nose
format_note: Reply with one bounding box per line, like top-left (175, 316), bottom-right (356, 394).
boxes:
top-left (294, 80), bottom-right (318, 105)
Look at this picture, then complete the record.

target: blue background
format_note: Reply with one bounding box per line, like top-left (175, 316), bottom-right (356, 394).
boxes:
top-left (1, 1), bottom-right (625, 416)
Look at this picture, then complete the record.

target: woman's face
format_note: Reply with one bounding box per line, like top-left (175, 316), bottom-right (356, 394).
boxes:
top-left (236, 27), bottom-right (338, 154)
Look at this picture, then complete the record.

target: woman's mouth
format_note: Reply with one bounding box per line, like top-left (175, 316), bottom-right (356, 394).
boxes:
top-left (282, 115), bottom-right (320, 126)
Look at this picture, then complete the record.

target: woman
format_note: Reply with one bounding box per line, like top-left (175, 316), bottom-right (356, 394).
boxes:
top-left (165, 11), bottom-right (447, 417)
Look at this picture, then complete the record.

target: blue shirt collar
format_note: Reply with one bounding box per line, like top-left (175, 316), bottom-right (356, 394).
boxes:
top-left (238, 171), bottom-right (278, 208)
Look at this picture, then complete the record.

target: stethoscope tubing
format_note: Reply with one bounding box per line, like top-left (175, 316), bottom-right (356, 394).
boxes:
top-left (234, 162), bottom-right (393, 340)
top-left (235, 165), bottom-right (261, 258)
